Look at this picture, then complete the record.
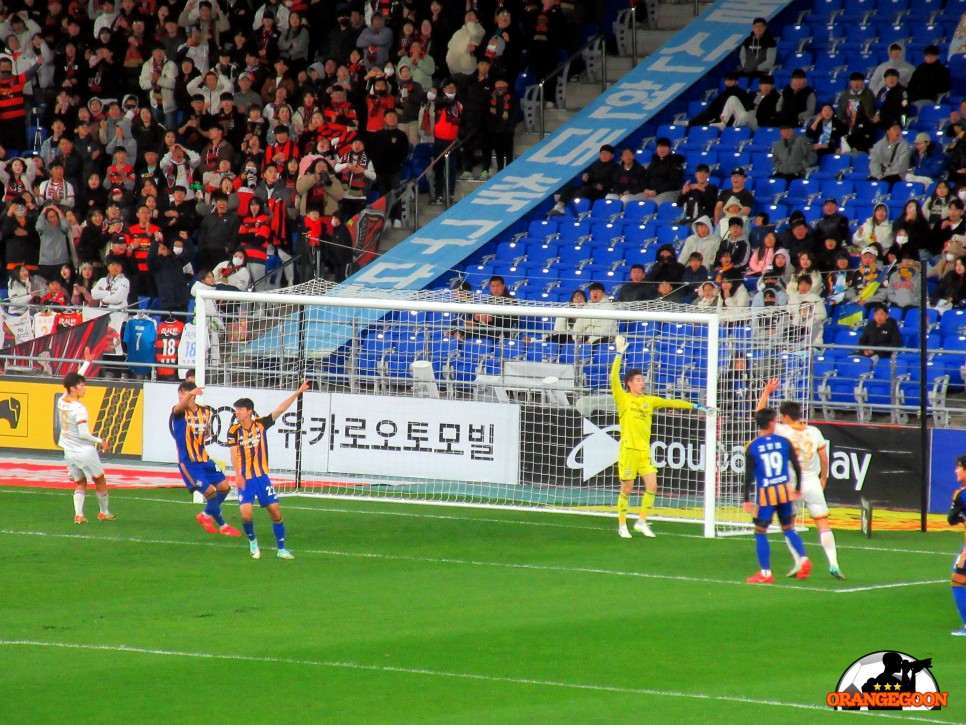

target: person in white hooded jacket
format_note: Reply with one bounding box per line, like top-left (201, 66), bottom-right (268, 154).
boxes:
top-left (852, 202), bottom-right (893, 251)
top-left (677, 215), bottom-right (721, 270)
top-left (446, 10), bottom-right (486, 77)
top-left (786, 274), bottom-right (827, 346)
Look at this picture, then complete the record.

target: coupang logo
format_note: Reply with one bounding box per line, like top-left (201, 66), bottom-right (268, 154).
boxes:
top-left (827, 651), bottom-right (948, 711)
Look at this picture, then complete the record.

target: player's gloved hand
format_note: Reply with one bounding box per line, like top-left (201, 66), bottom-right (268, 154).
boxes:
top-left (694, 403), bottom-right (711, 413)
top-left (615, 335), bottom-right (628, 354)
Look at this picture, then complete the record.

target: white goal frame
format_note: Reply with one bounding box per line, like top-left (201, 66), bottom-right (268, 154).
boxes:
top-left (194, 286), bottom-right (811, 538)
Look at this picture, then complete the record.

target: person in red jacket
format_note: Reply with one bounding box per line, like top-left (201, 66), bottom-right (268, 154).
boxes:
top-left (431, 78), bottom-right (461, 204)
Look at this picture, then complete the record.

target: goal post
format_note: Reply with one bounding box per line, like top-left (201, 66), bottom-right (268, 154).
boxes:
top-left (193, 282), bottom-right (811, 537)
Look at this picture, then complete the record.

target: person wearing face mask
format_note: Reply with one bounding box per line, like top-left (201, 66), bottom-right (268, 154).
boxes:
top-left (928, 198), bottom-right (966, 258)
top-left (445, 10), bottom-right (485, 77)
top-left (428, 78), bottom-right (462, 204)
top-left (364, 76), bottom-right (396, 133)
top-left (367, 110), bottom-right (408, 228)
top-left (396, 40), bottom-right (434, 90)
top-left (480, 77), bottom-right (516, 179)
top-left (213, 249), bottom-right (252, 291)
top-left (147, 236), bottom-right (191, 312)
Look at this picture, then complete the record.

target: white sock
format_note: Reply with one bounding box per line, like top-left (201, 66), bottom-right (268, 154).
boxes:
top-left (820, 530), bottom-right (839, 568)
top-left (785, 536), bottom-right (802, 567)
top-left (96, 492), bottom-right (110, 515)
top-left (73, 491), bottom-right (85, 517)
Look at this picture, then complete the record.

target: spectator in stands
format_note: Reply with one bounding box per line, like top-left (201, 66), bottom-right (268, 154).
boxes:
top-left (480, 77), bottom-right (515, 178)
top-left (736, 17), bottom-right (776, 79)
top-left (749, 211), bottom-right (776, 250)
top-left (445, 10), bottom-right (485, 78)
top-left (457, 57), bottom-right (496, 180)
top-left (825, 251), bottom-right (855, 304)
top-left (838, 72), bottom-right (877, 153)
top-left (932, 255), bottom-right (966, 311)
top-left (949, 137), bottom-right (966, 188)
top-left (929, 237), bottom-right (966, 282)
top-left (716, 197), bottom-right (748, 239)
top-left (523, 0), bottom-right (568, 108)
top-left (549, 288), bottom-right (586, 342)
top-left (868, 123), bottom-right (911, 186)
top-left (781, 217), bottom-right (816, 259)
top-left (643, 244), bottom-right (685, 299)
top-left (787, 275), bottom-right (826, 345)
top-left (908, 45), bottom-right (951, 104)
top-left (813, 198), bottom-right (849, 244)
top-left (847, 247), bottom-right (889, 308)
top-left (609, 148), bottom-right (646, 203)
top-left (677, 164), bottom-right (718, 223)
top-left (806, 104), bottom-right (847, 157)
top-left (771, 122), bottom-right (815, 180)
top-left (368, 110), bottom-right (408, 227)
top-left (693, 280), bottom-right (718, 307)
top-left (335, 136), bottom-right (376, 219)
top-left (570, 281), bottom-right (615, 344)
top-left (856, 304), bottom-right (903, 358)
top-left (794, 251), bottom-right (824, 294)
top-left (549, 144), bottom-right (617, 216)
top-left (745, 229), bottom-right (779, 279)
top-left (3, 199), bottom-right (40, 272)
top-left (147, 237), bottom-right (191, 312)
top-left (616, 264), bottom-right (648, 302)
top-left (0, 53), bottom-right (41, 151)
top-left (891, 200), bottom-right (931, 258)
top-left (906, 132), bottom-right (947, 186)
top-left (641, 138), bottom-right (685, 204)
top-left (680, 253), bottom-right (711, 301)
top-left (394, 63), bottom-right (426, 146)
top-left (751, 273), bottom-right (788, 307)
top-left (91, 258), bottom-right (131, 310)
top-left (678, 215), bottom-right (721, 269)
top-left (715, 218), bottom-right (751, 271)
top-left (718, 74), bottom-right (780, 131)
top-left (924, 180), bottom-right (955, 225)
top-left (428, 78), bottom-right (461, 204)
top-left (886, 252), bottom-right (921, 311)
top-left (198, 192), bottom-right (241, 271)
top-left (816, 235), bottom-right (847, 273)
top-left (689, 72), bottom-right (750, 127)
top-left (775, 69), bottom-right (815, 127)
top-left (717, 270), bottom-right (749, 308)
top-left (770, 248), bottom-right (793, 289)
top-left (927, 198), bottom-right (966, 257)
top-left (7, 264), bottom-right (43, 312)
top-left (872, 69), bottom-right (909, 130)
top-left (944, 100), bottom-right (966, 148)
top-left (213, 249), bottom-right (252, 291)
top-left (397, 40), bottom-right (435, 90)
top-left (713, 168), bottom-right (753, 225)
top-left (35, 204), bottom-right (75, 283)
top-left (868, 43), bottom-right (914, 95)
top-left (71, 263), bottom-right (98, 307)
top-left (852, 203), bottom-right (894, 252)
top-left (466, 274), bottom-right (518, 337)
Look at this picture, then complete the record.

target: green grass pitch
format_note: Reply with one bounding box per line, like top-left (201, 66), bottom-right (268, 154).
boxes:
top-left (2, 486), bottom-right (964, 724)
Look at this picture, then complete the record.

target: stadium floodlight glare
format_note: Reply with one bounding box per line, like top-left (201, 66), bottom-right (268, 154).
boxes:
top-left (195, 281), bottom-right (812, 537)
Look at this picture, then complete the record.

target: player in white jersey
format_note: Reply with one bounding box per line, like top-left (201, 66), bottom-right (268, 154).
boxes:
top-left (757, 378), bottom-right (843, 580)
top-left (58, 371), bottom-right (115, 524)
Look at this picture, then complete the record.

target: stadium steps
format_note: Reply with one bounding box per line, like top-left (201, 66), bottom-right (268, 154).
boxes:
top-left (653, 1), bottom-right (715, 30)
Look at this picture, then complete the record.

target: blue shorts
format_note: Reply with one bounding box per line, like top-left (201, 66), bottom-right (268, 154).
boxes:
top-left (756, 501), bottom-right (796, 525)
top-left (237, 474), bottom-right (279, 507)
top-left (179, 460), bottom-right (226, 494)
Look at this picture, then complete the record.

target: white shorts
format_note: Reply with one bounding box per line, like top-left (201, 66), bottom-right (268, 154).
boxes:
top-left (65, 448), bottom-right (104, 483)
top-left (797, 475), bottom-right (830, 519)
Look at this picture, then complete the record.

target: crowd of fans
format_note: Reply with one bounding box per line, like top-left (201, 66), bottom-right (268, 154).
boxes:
top-left (0, 0), bottom-right (597, 346)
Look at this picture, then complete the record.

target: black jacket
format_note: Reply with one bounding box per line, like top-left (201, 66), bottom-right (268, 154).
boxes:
top-left (643, 152), bottom-right (686, 196)
top-left (857, 317), bottom-right (903, 357)
top-left (148, 240), bottom-right (191, 310)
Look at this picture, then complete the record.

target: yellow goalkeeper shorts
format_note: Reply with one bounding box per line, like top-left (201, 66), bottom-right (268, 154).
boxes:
top-left (618, 447), bottom-right (656, 481)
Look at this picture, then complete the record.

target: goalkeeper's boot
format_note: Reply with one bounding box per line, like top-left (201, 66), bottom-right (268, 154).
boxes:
top-left (276, 548), bottom-right (295, 560)
top-left (219, 524), bottom-right (242, 537)
top-left (951, 627), bottom-right (966, 637)
top-left (73, 515), bottom-right (88, 525)
top-left (617, 524), bottom-right (632, 539)
top-left (96, 512), bottom-right (117, 521)
top-left (249, 540), bottom-right (261, 559)
top-left (829, 565), bottom-right (846, 580)
top-left (196, 512), bottom-right (220, 534)
top-left (633, 518), bottom-right (656, 538)
top-left (746, 571), bottom-right (775, 584)
top-left (795, 558), bottom-right (812, 579)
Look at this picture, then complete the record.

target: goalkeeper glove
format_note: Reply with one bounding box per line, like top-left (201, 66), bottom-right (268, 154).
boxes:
top-left (694, 403), bottom-right (711, 413)
top-left (615, 335), bottom-right (628, 354)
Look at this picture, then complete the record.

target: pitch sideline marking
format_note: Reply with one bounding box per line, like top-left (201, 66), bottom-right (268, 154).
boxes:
top-left (0, 528), bottom-right (943, 594)
top-left (0, 487), bottom-right (954, 560)
top-left (0, 640), bottom-right (958, 723)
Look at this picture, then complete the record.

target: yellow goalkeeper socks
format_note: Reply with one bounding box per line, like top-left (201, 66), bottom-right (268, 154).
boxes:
top-left (617, 493), bottom-right (629, 524)
top-left (640, 491), bottom-right (656, 520)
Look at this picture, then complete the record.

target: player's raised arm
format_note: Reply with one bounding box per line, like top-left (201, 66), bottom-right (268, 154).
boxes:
top-left (77, 346), bottom-right (96, 376)
top-left (755, 377), bottom-right (780, 413)
top-left (610, 336), bottom-right (627, 401)
top-left (172, 387), bottom-right (205, 415)
top-left (270, 380), bottom-right (311, 421)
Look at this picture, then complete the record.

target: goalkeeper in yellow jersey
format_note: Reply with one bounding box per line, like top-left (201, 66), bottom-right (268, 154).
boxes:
top-left (611, 335), bottom-right (711, 538)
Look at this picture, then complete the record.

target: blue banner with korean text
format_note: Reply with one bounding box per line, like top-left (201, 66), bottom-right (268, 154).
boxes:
top-left (343, 0), bottom-right (794, 292)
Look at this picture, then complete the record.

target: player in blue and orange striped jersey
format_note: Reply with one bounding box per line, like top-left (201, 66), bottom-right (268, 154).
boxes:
top-left (742, 408), bottom-right (809, 584)
top-left (170, 383), bottom-right (241, 537)
top-left (946, 455), bottom-right (966, 636)
top-left (228, 382), bottom-right (310, 560)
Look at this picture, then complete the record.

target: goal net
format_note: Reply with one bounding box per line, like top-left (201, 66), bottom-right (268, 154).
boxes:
top-left (194, 281), bottom-right (812, 537)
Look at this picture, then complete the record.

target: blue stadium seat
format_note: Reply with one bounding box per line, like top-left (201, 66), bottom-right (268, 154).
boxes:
top-left (819, 179), bottom-right (854, 200)
top-left (527, 218), bottom-right (558, 240)
top-left (656, 202), bottom-right (683, 223)
top-left (683, 125), bottom-right (720, 149)
top-left (555, 220), bottom-right (593, 244)
top-left (655, 124), bottom-right (687, 143)
top-left (556, 244), bottom-right (593, 268)
top-left (590, 221), bottom-right (623, 245)
top-left (524, 241), bottom-right (560, 266)
top-left (494, 240), bottom-right (527, 263)
top-left (590, 245), bottom-right (624, 267)
top-left (719, 126), bottom-right (752, 148)
top-left (656, 224), bottom-right (688, 247)
top-left (622, 199), bottom-right (658, 223)
top-left (940, 310), bottom-right (966, 339)
top-left (748, 127), bottom-right (782, 153)
top-left (624, 244), bottom-right (659, 267)
top-left (570, 197), bottom-right (592, 218)
top-left (856, 356), bottom-right (903, 415)
top-left (824, 355), bottom-right (874, 405)
top-left (784, 178), bottom-right (820, 206)
top-left (590, 198), bottom-right (623, 221)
